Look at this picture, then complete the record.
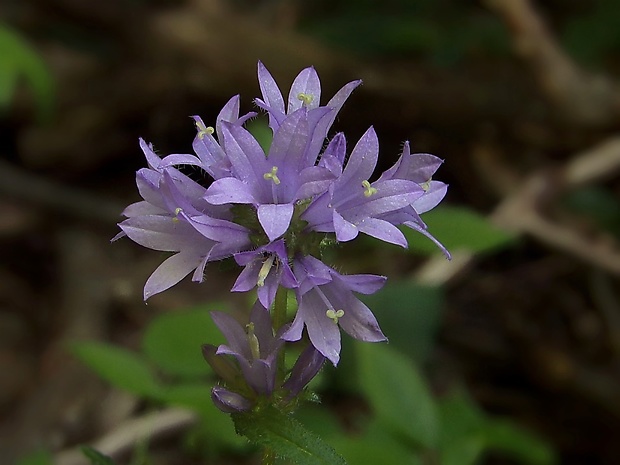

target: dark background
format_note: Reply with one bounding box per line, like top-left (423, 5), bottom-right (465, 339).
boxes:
top-left (2, 0), bottom-right (620, 464)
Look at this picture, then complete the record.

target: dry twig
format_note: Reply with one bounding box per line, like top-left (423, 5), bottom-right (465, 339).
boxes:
top-left (54, 408), bottom-right (198, 465)
top-left (417, 136), bottom-right (620, 284)
top-left (484, 0), bottom-right (620, 125)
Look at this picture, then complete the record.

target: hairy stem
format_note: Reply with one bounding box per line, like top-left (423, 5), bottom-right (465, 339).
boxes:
top-left (273, 286), bottom-right (288, 384)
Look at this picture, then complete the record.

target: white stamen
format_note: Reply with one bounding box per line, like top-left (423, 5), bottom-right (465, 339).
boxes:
top-left (297, 93), bottom-right (314, 106)
top-left (326, 309), bottom-right (345, 324)
top-left (257, 255), bottom-right (276, 287)
top-left (246, 323), bottom-right (261, 360)
top-left (362, 180), bottom-right (377, 197)
top-left (195, 121), bottom-right (214, 140)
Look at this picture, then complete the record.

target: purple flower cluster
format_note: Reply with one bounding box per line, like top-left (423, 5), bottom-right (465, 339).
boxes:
top-left (117, 62), bottom-right (448, 410)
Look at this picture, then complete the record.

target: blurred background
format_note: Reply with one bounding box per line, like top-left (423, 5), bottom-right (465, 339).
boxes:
top-left (2, 0), bottom-right (620, 464)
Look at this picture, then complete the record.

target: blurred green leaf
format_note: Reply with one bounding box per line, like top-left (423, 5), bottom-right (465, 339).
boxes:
top-left (482, 420), bottom-right (556, 465)
top-left (233, 406), bottom-right (347, 465)
top-left (80, 446), bottom-right (116, 465)
top-left (332, 431), bottom-right (422, 465)
top-left (406, 206), bottom-right (515, 255)
top-left (296, 404), bottom-right (344, 438)
top-left (438, 394), bottom-right (486, 465)
top-left (72, 342), bottom-right (162, 397)
top-left (339, 419), bottom-right (424, 465)
top-left (15, 450), bottom-right (53, 465)
top-left (357, 343), bottom-right (438, 448)
top-left (246, 117), bottom-right (273, 154)
top-left (142, 305), bottom-right (226, 379)
top-left (0, 24), bottom-right (54, 120)
top-left (362, 281), bottom-right (444, 364)
top-left (438, 393), bottom-right (556, 465)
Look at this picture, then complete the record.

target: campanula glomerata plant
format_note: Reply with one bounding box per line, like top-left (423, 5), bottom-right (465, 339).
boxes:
top-left (115, 61), bottom-right (449, 463)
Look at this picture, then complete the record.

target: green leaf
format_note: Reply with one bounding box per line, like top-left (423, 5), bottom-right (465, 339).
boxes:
top-left (246, 117), bottom-right (273, 154)
top-left (0, 24), bottom-right (54, 120)
top-left (142, 305), bottom-right (226, 379)
top-left (332, 419), bottom-right (424, 465)
top-left (80, 446), bottom-right (116, 465)
top-left (357, 343), bottom-right (438, 448)
top-left (362, 281), bottom-right (444, 364)
top-left (440, 436), bottom-right (485, 465)
top-left (72, 342), bottom-right (162, 397)
top-left (438, 394), bottom-right (486, 465)
top-left (438, 392), bottom-right (556, 465)
top-left (233, 406), bottom-right (347, 465)
top-left (15, 450), bottom-right (53, 465)
top-left (481, 420), bottom-right (556, 465)
top-left (405, 206), bottom-right (515, 255)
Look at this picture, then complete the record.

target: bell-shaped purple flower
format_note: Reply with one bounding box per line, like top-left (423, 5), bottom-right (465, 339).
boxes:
top-left (282, 255), bottom-right (387, 365)
top-left (376, 141), bottom-right (451, 257)
top-left (211, 386), bottom-right (253, 413)
top-left (201, 106), bottom-right (335, 241)
top-left (282, 345), bottom-right (326, 398)
top-left (207, 301), bottom-right (284, 397)
top-left (115, 141), bottom-right (252, 299)
top-left (231, 240), bottom-right (297, 309)
top-left (301, 127), bottom-right (426, 248)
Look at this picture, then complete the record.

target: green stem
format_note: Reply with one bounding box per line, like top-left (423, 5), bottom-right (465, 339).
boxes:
top-left (273, 287), bottom-right (288, 384)
top-left (273, 286), bottom-right (288, 332)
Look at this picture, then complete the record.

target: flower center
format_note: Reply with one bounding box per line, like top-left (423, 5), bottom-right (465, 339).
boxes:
top-left (263, 166), bottom-right (281, 185)
top-left (195, 120), bottom-right (214, 140)
top-left (172, 207), bottom-right (183, 223)
top-left (362, 180), bottom-right (377, 197)
top-left (297, 93), bottom-right (314, 106)
top-left (326, 309), bottom-right (345, 324)
top-left (257, 255), bottom-right (276, 287)
top-left (245, 322), bottom-right (261, 360)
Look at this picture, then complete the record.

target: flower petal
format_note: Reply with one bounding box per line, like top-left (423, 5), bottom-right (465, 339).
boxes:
top-left (211, 311), bottom-right (251, 359)
top-left (336, 273), bottom-right (386, 294)
top-left (337, 297), bottom-right (387, 343)
top-left (300, 290), bottom-right (342, 365)
top-left (211, 386), bottom-right (253, 413)
top-left (412, 181), bottom-right (448, 214)
top-left (333, 209), bottom-right (358, 242)
top-left (221, 122), bottom-right (269, 185)
top-left (119, 215), bottom-right (200, 251)
top-left (288, 66), bottom-right (321, 113)
top-left (337, 127), bottom-right (379, 189)
top-left (257, 61), bottom-right (285, 127)
top-left (144, 250), bottom-right (203, 299)
top-left (257, 203), bottom-right (294, 241)
top-left (283, 345), bottom-right (325, 397)
top-left (204, 177), bottom-right (256, 205)
top-left (357, 217), bottom-right (409, 248)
